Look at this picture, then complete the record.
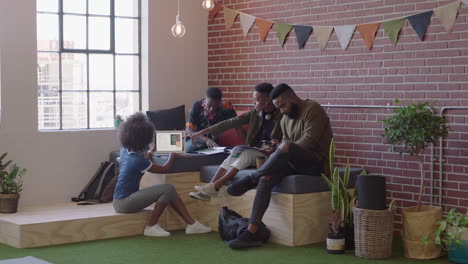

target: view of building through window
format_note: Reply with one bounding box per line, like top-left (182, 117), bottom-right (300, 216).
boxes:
top-left (37, 0), bottom-right (140, 130)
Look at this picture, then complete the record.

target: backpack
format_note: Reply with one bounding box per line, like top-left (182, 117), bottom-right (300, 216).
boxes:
top-left (72, 161), bottom-right (117, 205)
top-left (218, 207), bottom-right (270, 243)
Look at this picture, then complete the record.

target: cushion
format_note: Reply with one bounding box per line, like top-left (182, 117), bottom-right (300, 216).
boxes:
top-left (146, 105), bottom-right (185, 130)
top-left (200, 165), bottom-right (364, 194)
top-left (216, 126), bottom-right (247, 147)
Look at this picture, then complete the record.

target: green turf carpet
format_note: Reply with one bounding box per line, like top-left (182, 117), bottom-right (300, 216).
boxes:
top-left (0, 231), bottom-right (451, 264)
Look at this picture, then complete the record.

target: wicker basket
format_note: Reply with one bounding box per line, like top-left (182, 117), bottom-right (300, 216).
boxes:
top-left (353, 199), bottom-right (395, 259)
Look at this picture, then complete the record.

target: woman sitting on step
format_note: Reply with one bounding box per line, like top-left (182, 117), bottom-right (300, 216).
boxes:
top-left (113, 112), bottom-right (212, 237)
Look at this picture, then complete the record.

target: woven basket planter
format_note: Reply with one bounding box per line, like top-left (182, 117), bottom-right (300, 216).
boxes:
top-left (353, 200), bottom-right (395, 259)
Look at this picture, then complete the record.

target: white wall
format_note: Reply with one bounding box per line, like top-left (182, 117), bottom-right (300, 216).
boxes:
top-left (0, 0), bottom-right (207, 206)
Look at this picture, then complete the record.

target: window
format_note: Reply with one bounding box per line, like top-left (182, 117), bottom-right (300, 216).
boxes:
top-left (37, 0), bottom-right (141, 130)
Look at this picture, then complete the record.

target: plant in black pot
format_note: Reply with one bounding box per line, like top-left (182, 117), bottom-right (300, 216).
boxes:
top-left (0, 153), bottom-right (27, 213)
top-left (321, 139), bottom-right (365, 251)
top-left (380, 99), bottom-right (449, 259)
top-left (326, 209), bottom-right (345, 254)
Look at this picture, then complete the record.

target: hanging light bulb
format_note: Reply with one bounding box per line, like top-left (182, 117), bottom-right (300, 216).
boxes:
top-left (202, 0), bottom-right (215, 11)
top-left (172, 0), bottom-right (186, 38)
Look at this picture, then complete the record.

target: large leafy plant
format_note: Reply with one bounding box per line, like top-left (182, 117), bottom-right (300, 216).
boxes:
top-left (0, 153), bottom-right (27, 194)
top-left (423, 208), bottom-right (468, 250)
top-left (380, 100), bottom-right (449, 211)
top-left (321, 139), bottom-right (366, 230)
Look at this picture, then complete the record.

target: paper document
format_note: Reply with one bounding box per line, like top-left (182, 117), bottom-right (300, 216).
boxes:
top-left (196, 147), bottom-right (227, 155)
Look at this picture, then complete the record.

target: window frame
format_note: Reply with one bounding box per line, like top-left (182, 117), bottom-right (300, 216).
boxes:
top-left (37, 0), bottom-right (142, 130)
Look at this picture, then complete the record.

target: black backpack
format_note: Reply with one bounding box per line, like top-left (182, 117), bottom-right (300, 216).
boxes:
top-left (218, 207), bottom-right (270, 243)
top-left (72, 161), bottom-right (117, 205)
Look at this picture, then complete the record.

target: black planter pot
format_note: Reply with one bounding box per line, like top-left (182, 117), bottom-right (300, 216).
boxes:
top-left (343, 223), bottom-right (355, 250)
top-left (326, 232), bottom-right (345, 254)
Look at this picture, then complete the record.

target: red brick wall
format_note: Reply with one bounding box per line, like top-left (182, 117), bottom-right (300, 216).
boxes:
top-left (208, 0), bottom-right (468, 232)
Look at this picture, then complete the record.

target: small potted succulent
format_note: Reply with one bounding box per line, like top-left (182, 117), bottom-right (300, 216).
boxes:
top-left (0, 153), bottom-right (27, 213)
top-left (114, 115), bottom-right (124, 128)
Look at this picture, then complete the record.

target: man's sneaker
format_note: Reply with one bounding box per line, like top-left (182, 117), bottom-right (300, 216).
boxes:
top-left (144, 224), bottom-right (170, 237)
top-left (189, 191), bottom-right (211, 201)
top-left (186, 220), bottom-right (212, 234)
top-left (195, 183), bottom-right (218, 196)
top-left (227, 176), bottom-right (258, 196)
top-left (228, 230), bottom-right (263, 249)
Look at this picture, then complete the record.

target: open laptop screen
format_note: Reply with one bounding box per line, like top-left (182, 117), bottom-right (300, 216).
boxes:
top-left (154, 130), bottom-right (186, 154)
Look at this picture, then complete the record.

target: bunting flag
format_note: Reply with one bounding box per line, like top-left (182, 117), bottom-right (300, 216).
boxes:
top-left (433, 1), bottom-right (461, 33)
top-left (256, 19), bottom-right (274, 42)
top-left (407, 11), bottom-right (433, 41)
top-left (275, 22), bottom-right (294, 47)
top-left (335, 25), bottom-right (355, 50)
top-left (313, 26), bottom-right (334, 51)
top-left (209, 3), bottom-right (223, 22)
top-left (357, 23), bottom-right (380, 50)
top-left (294, 25), bottom-right (313, 49)
top-left (223, 7), bottom-right (239, 30)
top-left (240, 13), bottom-right (256, 37)
top-left (381, 18), bottom-right (406, 45)
top-left (209, 2), bottom-right (464, 51)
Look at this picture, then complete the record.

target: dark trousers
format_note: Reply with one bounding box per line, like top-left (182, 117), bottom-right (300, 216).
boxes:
top-left (248, 142), bottom-right (323, 225)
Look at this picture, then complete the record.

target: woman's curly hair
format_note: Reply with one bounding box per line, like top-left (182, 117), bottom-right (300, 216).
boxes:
top-left (119, 112), bottom-right (154, 152)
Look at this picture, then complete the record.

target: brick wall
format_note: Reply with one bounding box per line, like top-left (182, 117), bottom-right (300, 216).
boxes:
top-left (208, 0), bottom-right (468, 232)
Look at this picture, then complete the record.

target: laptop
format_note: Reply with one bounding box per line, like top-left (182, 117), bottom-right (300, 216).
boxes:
top-left (154, 130), bottom-right (186, 154)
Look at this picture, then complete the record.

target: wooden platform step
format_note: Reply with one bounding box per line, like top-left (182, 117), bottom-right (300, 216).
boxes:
top-left (0, 203), bottom-right (152, 248)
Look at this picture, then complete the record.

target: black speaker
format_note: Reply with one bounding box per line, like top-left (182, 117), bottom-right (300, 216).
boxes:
top-left (357, 174), bottom-right (387, 210)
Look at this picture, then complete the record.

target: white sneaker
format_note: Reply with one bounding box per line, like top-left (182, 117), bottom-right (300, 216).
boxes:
top-left (144, 224), bottom-right (170, 237)
top-left (186, 220), bottom-right (212, 234)
top-left (195, 183), bottom-right (219, 196)
top-left (189, 191), bottom-right (211, 201)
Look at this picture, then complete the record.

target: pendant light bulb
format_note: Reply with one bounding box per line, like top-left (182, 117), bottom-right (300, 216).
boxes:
top-left (202, 0), bottom-right (215, 10)
top-left (171, 15), bottom-right (186, 38)
top-left (172, 0), bottom-right (186, 38)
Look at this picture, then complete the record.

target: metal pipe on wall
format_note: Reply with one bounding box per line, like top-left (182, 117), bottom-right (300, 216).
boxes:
top-left (438, 106), bottom-right (468, 207)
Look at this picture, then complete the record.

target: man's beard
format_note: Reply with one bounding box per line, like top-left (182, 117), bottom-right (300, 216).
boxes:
top-left (286, 104), bottom-right (299, 119)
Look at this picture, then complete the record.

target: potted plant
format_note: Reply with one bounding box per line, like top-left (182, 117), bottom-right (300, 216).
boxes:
top-left (114, 115), bottom-right (124, 128)
top-left (326, 209), bottom-right (345, 254)
top-left (380, 99), bottom-right (449, 259)
top-left (321, 139), bottom-right (366, 251)
top-left (0, 153), bottom-right (27, 213)
top-left (424, 208), bottom-right (468, 264)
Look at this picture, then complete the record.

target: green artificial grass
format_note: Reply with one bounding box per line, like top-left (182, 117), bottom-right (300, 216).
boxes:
top-left (0, 231), bottom-right (451, 264)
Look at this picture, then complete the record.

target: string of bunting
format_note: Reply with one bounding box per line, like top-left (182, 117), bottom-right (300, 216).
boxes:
top-left (209, 0), bottom-right (466, 50)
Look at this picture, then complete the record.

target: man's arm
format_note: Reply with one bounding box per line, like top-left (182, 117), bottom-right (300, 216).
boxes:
top-left (208, 110), bottom-right (252, 136)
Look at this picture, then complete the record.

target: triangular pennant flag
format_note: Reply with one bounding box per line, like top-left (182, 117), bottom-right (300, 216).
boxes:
top-left (407, 11), bottom-right (433, 41)
top-left (433, 1), bottom-right (461, 33)
top-left (357, 23), bottom-right (380, 50)
top-left (240, 13), bottom-right (256, 37)
top-left (381, 18), bottom-right (405, 45)
top-left (313, 26), bottom-right (334, 51)
top-left (223, 7), bottom-right (239, 30)
top-left (335, 25), bottom-right (355, 50)
top-left (209, 3), bottom-right (223, 23)
top-left (256, 18), bottom-right (274, 42)
top-left (294, 25), bottom-right (313, 49)
top-left (275, 22), bottom-right (293, 47)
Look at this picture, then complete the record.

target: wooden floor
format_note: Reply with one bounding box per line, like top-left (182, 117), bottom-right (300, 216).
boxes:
top-left (0, 203), bottom-right (152, 248)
